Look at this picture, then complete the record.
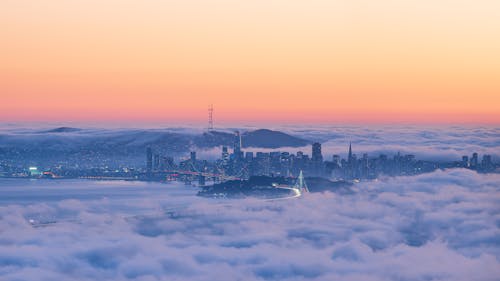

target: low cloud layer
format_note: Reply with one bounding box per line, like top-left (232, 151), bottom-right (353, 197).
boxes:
top-left (151, 125), bottom-right (500, 162)
top-left (1, 169), bottom-right (499, 280)
top-left (1, 124), bottom-right (498, 162)
top-left (282, 125), bottom-right (500, 161)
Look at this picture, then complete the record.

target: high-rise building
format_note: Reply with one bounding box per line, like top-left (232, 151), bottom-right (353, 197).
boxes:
top-left (462, 156), bottom-right (469, 168)
top-left (234, 131), bottom-right (241, 152)
top-left (332, 155), bottom-right (341, 166)
top-left (311, 143), bottom-right (323, 176)
top-left (361, 153), bottom-right (369, 178)
top-left (146, 147), bottom-right (153, 173)
top-left (280, 152), bottom-right (291, 176)
top-left (270, 152), bottom-right (281, 175)
top-left (161, 156), bottom-right (175, 170)
top-left (471, 153), bottom-right (478, 169)
top-left (190, 151), bottom-right (197, 163)
top-left (255, 152), bottom-right (271, 176)
top-left (345, 143), bottom-right (357, 179)
top-left (482, 155), bottom-right (493, 171)
top-left (245, 151), bottom-right (254, 161)
top-left (233, 131), bottom-right (242, 158)
top-left (348, 142), bottom-right (353, 164)
top-left (153, 154), bottom-right (160, 171)
top-left (221, 146), bottom-right (229, 171)
top-left (312, 143), bottom-right (323, 163)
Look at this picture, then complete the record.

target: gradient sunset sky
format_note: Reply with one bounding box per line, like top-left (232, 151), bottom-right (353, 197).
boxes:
top-left (1, 0), bottom-right (499, 124)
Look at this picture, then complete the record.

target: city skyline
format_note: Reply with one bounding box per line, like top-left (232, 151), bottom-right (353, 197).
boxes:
top-left (144, 139), bottom-right (496, 182)
top-left (1, 0), bottom-right (499, 124)
top-left (2, 126), bottom-right (496, 182)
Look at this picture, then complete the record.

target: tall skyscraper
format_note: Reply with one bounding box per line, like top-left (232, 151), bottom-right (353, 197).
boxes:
top-left (332, 155), bottom-right (340, 166)
top-left (311, 142), bottom-right (323, 176)
top-left (346, 143), bottom-right (356, 179)
top-left (161, 156), bottom-right (175, 170)
top-left (153, 154), bottom-right (160, 171)
top-left (146, 147), bottom-right (153, 174)
top-left (471, 152), bottom-right (478, 169)
top-left (482, 155), bottom-right (493, 171)
top-left (233, 131), bottom-right (243, 162)
top-left (234, 131), bottom-right (242, 154)
top-left (312, 143), bottom-right (323, 163)
top-left (245, 151), bottom-right (254, 161)
top-left (462, 156), bottom-right (469, 168)
top-left (222, 146), bottom-right (229, 164)
top-left (348, 142), bottom-right (353, 164)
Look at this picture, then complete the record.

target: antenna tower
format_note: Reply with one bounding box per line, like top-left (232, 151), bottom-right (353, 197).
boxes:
top-left (208, 104), bottom-right (214, 131)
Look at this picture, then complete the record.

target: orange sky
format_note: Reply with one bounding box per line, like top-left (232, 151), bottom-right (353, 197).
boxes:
top-left (1, 0), bottom-right (499, 124)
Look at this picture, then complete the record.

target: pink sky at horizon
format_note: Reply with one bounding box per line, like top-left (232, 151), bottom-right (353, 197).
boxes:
top-left (1, 0), bottom-right (499, 125)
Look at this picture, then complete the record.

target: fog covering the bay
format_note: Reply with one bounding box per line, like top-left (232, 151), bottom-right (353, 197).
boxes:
top-left (1, 168), bottom-right (499, 280)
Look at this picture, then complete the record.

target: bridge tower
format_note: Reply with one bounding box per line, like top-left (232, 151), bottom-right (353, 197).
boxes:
top-left (198, 174), bottom-right (206, 186)
top-left (294, 170), bottom-right (309, 193)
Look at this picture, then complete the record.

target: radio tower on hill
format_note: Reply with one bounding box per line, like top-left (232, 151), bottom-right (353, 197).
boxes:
top-left (208, 104), bottom-right (214, 131)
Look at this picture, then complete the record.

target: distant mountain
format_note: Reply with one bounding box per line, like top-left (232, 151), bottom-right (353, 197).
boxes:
top-left (195, 129), bottom-right (309, 149)
top-left (0, 128), bottom-right (310, 167)
top-left (194, 131), bottom-right (234, 148)
top-left (41, 127), bottom-right (82, 133)
top-left (242, 129), bottom-right (310, 148)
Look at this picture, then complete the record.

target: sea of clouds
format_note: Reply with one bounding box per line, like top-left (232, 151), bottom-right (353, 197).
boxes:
top-left (272, 125), bottom-right (500, 162)
top-left (1, 168), bottom-right (499, 281)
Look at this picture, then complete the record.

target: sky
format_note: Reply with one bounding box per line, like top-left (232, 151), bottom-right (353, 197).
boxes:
top-left (1, 0), bottom-right (499, 124)
top-left (1, 169), bottom-right (499, 280)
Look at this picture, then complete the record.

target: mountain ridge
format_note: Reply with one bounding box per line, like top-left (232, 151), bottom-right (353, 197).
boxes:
top-left (0, 128), bottom-right (312, 166)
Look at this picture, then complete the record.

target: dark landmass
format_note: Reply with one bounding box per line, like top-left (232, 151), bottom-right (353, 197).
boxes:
top-left (40, 127), bottom-right (82, 133)
top-left (197, 176), bottom-right (353, 198)
top-left (195, 131), bottom-right (234, 148)
top-left (242, 129), bottom-right (310, 148)
top-left (194, 129), bottom-right (309, 149)
top-left (305, 177), bottom-right (354, 195)
top-left (0, 128), bottom-right (309, 168)
top-left (197, 176), bottom-right (291, 198)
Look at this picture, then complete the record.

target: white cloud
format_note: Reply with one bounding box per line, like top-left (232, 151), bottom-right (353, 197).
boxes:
top-left (267, 125), bottom-right (498, 161)
top-left (0, 169), bottom-right (499, 280)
